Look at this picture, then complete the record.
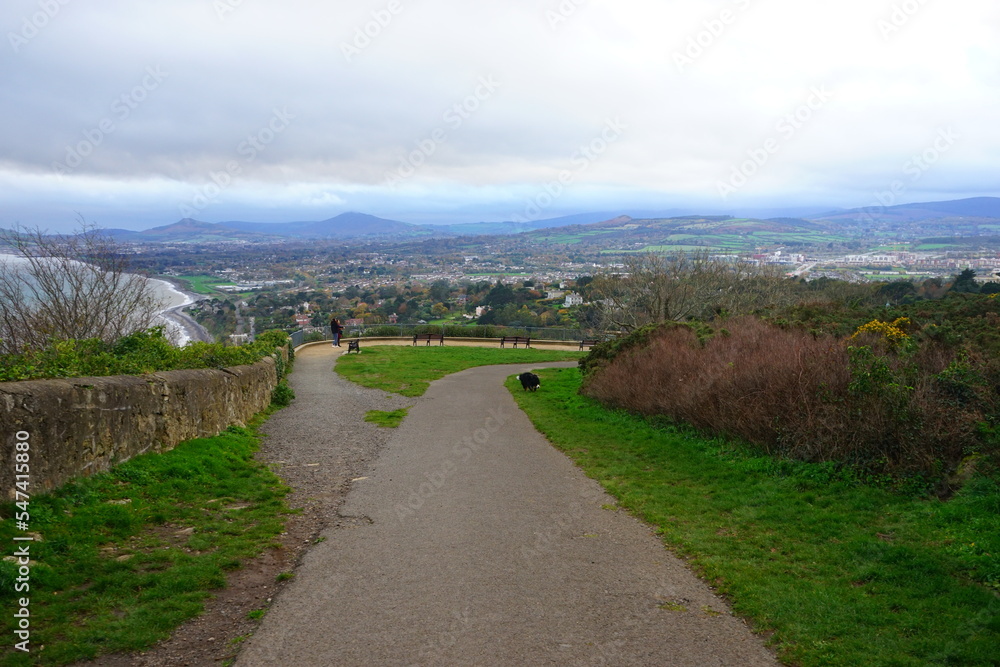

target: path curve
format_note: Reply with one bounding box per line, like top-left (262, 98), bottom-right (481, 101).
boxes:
top-left (236, 346), bottom-right (777, 666)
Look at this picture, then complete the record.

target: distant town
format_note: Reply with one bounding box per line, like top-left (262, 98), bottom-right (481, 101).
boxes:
top-left (104, 197), bottom-right (1000, 342)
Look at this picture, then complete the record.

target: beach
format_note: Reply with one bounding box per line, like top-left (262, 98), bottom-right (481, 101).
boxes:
top-left (1, 254), bottom-right (212, 345)
top-left (148, 277), bottom-right (214, 344)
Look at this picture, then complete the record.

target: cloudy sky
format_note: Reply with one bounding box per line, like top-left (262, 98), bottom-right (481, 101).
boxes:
top-left (1, 0), bottom-right (997, 231)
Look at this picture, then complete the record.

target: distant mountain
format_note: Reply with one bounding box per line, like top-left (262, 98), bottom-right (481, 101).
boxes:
top-left (734, 206), bottom-right (846, 219)
top-left (522, 214), bottom-right (832, 252)
top-left (438, 212), bottom-right (625, 236)
top-left (128, 218), bottom-right (276, 242)
top-left (109, 212), bottom-right (427, 243)
top-left (436, 211), bottom-right (700, 236)
top-left (217, 212), bottom-right (422, 239)
top-left (92, 197), bottom-right (1000, 245)
top-left (813, 197), bottom-right (1000, 222)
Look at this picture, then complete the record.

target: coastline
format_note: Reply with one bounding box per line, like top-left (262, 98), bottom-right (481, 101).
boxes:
top-left (150, 276), bottom-right (214, 344)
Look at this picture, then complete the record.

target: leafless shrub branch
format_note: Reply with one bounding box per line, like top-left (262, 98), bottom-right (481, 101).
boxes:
top-left (590, 251), bottom-right (796, 332)
top-left (0, 222), bottom-right (162, 353)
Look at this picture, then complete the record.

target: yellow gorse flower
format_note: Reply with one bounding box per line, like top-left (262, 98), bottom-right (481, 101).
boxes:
top-left (850, 317), bottom-right (911, 344)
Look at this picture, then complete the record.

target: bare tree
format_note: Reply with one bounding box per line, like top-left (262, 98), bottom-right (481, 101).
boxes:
top-left (591, 251), bottom-right (796, 332)
top-left (0, 224), bottom-right (163, 353)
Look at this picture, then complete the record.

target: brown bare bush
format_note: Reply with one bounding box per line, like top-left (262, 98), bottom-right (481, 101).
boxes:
top-left (582, 317), bottom-right (993, 477)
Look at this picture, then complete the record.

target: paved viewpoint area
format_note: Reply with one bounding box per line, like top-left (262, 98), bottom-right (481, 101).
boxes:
top-left (237, 346), bottom-right (777, 666)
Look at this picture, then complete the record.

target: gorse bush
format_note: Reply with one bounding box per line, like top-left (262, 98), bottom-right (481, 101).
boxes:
top-left (850, 316), bottom-right (912, 349)
top-left (581, 315), bottom-right (999, 482)
top-left (0, 327), bottom-right (290, 382)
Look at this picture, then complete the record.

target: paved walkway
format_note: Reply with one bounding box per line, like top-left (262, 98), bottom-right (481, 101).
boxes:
top-left (236, 345), bottom-right (777, 666)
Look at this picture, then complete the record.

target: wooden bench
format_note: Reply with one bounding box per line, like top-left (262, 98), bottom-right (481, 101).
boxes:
top-left (579, 339), bottom-right (600, 350)
top-left (500, 335), bottom-right (531, 348)
top-left (412, 332), bottom-right (445, 346)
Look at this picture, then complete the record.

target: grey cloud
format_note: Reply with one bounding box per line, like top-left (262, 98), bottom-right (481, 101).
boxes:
top-left (0, 0), bottom-right (997, 229)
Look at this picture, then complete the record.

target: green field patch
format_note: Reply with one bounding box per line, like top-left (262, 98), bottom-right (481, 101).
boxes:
top-left (618, 245), bottom-right (708, 254)
top-left (172, 274), bottom-right (230, 295)
top-left (915, 244), bottom-right (959, 250)
top-left (364, 407), bottom-right (410, 428)
top-left (336, 345), bottom-right (581, 397)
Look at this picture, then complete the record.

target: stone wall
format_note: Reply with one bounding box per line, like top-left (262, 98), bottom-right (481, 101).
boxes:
top-left (0, 357), bottom-right (279, 497)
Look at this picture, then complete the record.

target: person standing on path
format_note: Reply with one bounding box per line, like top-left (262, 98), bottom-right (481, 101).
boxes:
top-left (330, 316), bottom-right (343, 346)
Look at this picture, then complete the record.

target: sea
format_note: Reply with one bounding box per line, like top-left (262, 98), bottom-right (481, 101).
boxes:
top-left (0, 254), bottom-right (199, 344)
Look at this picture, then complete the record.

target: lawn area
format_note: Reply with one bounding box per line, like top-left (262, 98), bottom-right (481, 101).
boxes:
top-left (506, 367), bottom-right (1000, 667)
top-left (0, 420), bottom-right (291, 666)
top-left (334, 345), bottom-right (582, 397)
top-left (364, 407), bottom-right (411, 428)
top-left (170, 274), bottom-right (230, 295)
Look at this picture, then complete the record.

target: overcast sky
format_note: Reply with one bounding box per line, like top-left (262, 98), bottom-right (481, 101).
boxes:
top-left (1, 0), bottom-right (997, 231)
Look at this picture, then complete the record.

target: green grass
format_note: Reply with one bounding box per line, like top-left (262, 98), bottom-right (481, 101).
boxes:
top-left (335, 345), bottom-right (582, 397)
top-left (0, 420), bottom-right (291, 666)
top-left (506, 367), bottom-right (1000, 667)
top-left (915, 244), bottom-right (960, 251)
top-left (171, 274), bottom-right (230, 295)
top-left (364, 407), bottom-right (410, 428)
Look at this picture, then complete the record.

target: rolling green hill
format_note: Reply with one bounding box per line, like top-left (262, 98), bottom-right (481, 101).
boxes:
top-left (528, 215), bottom-right (850, 252)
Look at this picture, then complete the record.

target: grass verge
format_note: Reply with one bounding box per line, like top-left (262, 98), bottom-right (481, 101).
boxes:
top-left (364, 408), bottom-right (410, 428)
top-left (335, 345), bottom-right (581, 397)
top-left (169, 274), bottom-right (228, 296)
top-left (507, 367), bottom-right (1000, 667)
top-left (0, 418), bottom-right (291, 666)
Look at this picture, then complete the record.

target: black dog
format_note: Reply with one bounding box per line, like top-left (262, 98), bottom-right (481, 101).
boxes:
top-left (347, 339), bottom-right (361, 354)
top-left (518, 372), bottom-right (540, 392)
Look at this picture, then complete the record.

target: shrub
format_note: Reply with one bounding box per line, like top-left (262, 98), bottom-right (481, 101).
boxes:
top-left (270, 380), bottom-right (295, 407)
top-left (581, 316), bottom-right (999, 481)
top-left (0, 328), bottom-right (291, 382)
top-left (579, 320), bottom-right (714, 377)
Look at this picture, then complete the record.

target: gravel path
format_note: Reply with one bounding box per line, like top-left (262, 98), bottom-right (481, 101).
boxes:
top-left (235, 349), bottom-right (778, 666)
top-left (80, 342), bottom-right (410, 667)
top-left (256, 343), bottom-right (411, 533)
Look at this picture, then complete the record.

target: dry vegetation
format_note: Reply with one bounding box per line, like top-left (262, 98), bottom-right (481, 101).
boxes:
top-left (581, 316), bottom-right (998, 484)
top-left (589, 251), bottom-right (797, 332)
